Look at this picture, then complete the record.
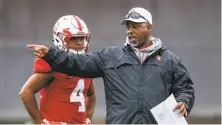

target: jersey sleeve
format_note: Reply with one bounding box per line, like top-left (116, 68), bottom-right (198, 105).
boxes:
top-left (34, 58), bottom-right (51, 73)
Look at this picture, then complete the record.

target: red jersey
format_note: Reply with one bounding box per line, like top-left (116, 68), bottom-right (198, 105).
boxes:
top-left (34, 58), bottom-right (92, 124)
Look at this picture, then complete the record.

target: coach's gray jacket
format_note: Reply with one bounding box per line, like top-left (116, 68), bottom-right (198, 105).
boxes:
top-left (43, 37), bottom-right (195, 124)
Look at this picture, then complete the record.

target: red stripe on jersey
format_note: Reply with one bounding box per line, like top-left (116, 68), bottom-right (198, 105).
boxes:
top-left (73, 16), bottom-right (82, 31)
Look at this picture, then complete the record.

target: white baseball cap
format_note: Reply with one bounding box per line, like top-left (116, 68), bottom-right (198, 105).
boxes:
top-left (120, 7), bottom-right (152, 25)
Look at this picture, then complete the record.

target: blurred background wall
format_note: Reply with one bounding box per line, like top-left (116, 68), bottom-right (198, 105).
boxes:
top-left (0, 0), bottom-right (220, 124)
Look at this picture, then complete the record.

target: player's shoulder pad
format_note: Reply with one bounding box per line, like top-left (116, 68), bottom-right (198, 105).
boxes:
top-left (34, 58), bottom-right (51, 73)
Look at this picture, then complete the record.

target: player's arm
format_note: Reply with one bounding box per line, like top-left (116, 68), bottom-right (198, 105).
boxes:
top-left (19, 72), bottom-right (54, 124)
top-left (86, 79), bottom-right (96, 121)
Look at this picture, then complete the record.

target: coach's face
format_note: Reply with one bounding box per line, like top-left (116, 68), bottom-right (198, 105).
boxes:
top-left (126, 21), bottom-right (152, 48)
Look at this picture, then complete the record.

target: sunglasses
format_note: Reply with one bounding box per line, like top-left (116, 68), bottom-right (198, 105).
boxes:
top-left (125, 12), bottom-right (149, 23)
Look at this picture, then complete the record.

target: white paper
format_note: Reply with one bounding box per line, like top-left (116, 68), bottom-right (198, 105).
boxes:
top-left (150, 94), bottom-right (188, 125)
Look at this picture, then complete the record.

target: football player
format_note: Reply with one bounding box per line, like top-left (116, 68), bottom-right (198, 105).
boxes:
top-left (19, 15), bottom-right (96, 124)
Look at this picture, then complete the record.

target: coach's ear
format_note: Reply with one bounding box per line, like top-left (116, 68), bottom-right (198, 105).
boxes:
top-left (148, 24), bottom-right (152, 32)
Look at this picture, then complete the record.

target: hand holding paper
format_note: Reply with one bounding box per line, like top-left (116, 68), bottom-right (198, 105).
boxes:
top-left (150, 94), bottom-right (188, 125)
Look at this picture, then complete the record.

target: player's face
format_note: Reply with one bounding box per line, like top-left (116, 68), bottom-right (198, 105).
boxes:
top-left (65, 37), bottom-right (86, 51)
top-left (126, 21), bottom-right (151, 48)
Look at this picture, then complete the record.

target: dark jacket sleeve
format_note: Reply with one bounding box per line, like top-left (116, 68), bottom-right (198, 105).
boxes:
top-left (42, 47), bottom-right (105, 78)
top-left (172, 58), bottom-right (195, 115)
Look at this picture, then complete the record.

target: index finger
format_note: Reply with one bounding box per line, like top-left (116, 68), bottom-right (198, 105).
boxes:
top-left (27, 44), bottom-right (38, 48)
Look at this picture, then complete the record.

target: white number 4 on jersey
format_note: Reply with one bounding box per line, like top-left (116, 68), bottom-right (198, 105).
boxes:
top-left (70, 79), bottom-right (85, 112)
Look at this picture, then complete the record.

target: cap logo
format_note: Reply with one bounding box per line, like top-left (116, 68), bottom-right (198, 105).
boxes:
top-left (156, 55), bottom-right (162, 61)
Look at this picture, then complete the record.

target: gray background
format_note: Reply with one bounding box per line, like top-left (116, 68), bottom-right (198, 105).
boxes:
top-left (0, 0), bottom-right (220, 123)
